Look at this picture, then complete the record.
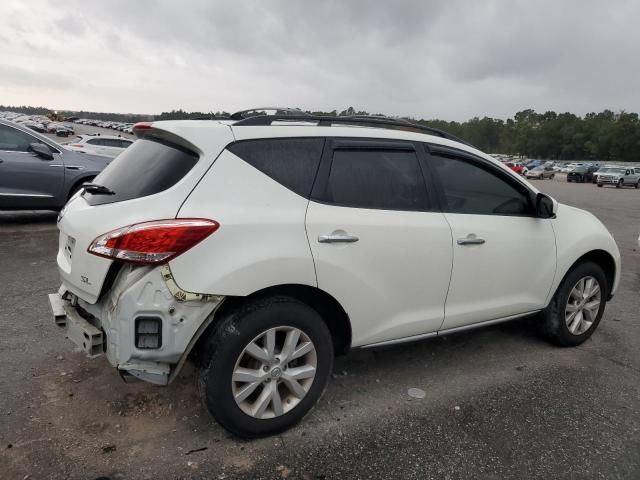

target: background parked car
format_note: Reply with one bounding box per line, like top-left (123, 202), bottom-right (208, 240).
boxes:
top-left (597, 167), bottom-right (640, 188)
top-left (525, 166), bottom-right (555, 179)
top-left (64, 134), bottom-right (134, 158)
top-left (593, 166), bottom-right (620, 184)
top-left (505, 161), bottom-right (527, 175)
top-left (0, 119), bottom-right (111, 210)
top-left (561, 162), bottom-right (585, 173)
top-left (567, 165), bottom-right (599, 183)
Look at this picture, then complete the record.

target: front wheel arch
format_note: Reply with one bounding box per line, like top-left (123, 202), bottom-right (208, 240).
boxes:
top-left (556, 250), bottom-right (616, 302)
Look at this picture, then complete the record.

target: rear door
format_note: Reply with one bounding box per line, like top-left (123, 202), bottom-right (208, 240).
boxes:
top-left (0, 123), bottom-right (65, 208)
top-left (305, 138), bottom-right (453, 347)
top-left (425, 146), bottom-right (556, 330)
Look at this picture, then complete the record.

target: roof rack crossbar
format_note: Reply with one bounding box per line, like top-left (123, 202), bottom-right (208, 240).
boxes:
top-left (232, 114), bottom-right (471, 146)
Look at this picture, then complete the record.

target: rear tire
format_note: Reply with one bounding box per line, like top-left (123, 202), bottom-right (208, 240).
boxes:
top-left (197, 296), bottom-right (334, 438)
top-left (540, 262), bottom-right (607, 347)
top-left (597, 183), bottom-right (603, 187)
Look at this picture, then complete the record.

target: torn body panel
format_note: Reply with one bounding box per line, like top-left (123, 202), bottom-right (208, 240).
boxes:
top-left (52, 265), bottom-right (224, 385)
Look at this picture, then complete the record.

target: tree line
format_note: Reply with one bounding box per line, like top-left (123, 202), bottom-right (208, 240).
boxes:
top-left (3, 104), bottom-right (639, 161)
top-left (157, 107), bottom-right (640, 161)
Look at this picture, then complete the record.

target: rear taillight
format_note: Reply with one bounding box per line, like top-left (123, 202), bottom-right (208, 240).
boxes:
top-left (133, 122), bottom-right (153, 131)
top-left (87, 219), bottom-right (219, 264)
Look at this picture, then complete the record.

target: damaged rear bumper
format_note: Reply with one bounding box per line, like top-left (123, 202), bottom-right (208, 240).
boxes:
top-left (49, 289), bottom-right (104, 357)
top-left (48, 265), bottom-right (224, 385)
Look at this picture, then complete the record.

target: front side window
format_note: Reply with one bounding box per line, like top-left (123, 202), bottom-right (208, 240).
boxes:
top-left (0, 124), bottom-right (36, 152)
top-left (324, 149), bottom-right (427, 211)
top-left (431, 154), bottom-right (532, 215)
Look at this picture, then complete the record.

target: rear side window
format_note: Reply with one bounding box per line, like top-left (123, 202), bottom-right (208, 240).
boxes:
top-left (431, 154), bottom-right (532, 215)
top-left (84, 138), bottom-right (198, 206)
top-left (324, 149), bottom-right (427, 211)
top-left (228, 138), bottom-right (324, 197)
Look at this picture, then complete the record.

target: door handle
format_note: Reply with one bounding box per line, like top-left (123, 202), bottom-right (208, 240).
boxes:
top-left (318, 234), bottom-right (359, 244)
top-left (457, 234), bottom-right (485, 245)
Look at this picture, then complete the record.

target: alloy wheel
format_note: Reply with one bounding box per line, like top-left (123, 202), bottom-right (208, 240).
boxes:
top-left (231, 326), bottom-right (317, 419)
top-left (565, 276), bottom-right (602, 335)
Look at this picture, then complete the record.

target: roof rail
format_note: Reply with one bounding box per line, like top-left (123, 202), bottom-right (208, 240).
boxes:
top-left (229, 107), bottom-right (310, 121)
top-left (232, 114), bottom-right (471, 146)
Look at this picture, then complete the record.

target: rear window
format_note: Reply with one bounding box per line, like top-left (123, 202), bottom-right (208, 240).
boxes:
top-left (83, 138), bottom-right (198, 206)
top-left (227, 138), bottom-right (324, 197)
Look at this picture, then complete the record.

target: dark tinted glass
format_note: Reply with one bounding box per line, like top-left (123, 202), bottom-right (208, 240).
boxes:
top-left (86, 138), bottom-right (103, 145)
top-left (84, 138), bottom-right (198, 206)
top-left (0, 124), bottom-right (36, 151)
top-left (228, 138), bottom-right (324, 197)
top-left (325, 149), bottom-right (427, 210)
top-left (432, 155), bottom-right (531, 215)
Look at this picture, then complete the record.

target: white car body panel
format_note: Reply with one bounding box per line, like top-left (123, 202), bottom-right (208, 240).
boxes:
top-left (441, 214), bottom-right (556, 329)
top-left (305, 203), bottom-right (453, 347)
top-left (171, 149), bottom-right (317, 294)
top-left (548, 204), bottom-right (621, 298)
top-left (56, 124), bottom-right (235, 303)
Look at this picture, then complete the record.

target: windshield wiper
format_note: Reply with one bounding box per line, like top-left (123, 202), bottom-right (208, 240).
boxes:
top-left (82, 183), bottom-right (115, 195)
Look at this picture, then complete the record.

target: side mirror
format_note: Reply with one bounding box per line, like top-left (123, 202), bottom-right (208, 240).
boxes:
top-left (29, 142), bottom-right (54, 160)
top-left (536, 193), bottom-right (557, 218)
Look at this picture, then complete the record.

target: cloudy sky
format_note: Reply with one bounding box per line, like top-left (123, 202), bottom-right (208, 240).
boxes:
top-left (1, 0), bottom-right (638, 120)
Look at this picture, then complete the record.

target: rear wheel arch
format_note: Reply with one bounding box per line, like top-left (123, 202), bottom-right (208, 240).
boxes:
top-left (191, 284), bottom-right (352, 366)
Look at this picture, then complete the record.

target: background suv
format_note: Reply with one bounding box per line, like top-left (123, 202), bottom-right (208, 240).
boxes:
top-left (64, 134), bottom-right (134, 158)
top-left (0, 119), bottom-right (110, 210)
top-left (49, 113), bottom-right (620, 437)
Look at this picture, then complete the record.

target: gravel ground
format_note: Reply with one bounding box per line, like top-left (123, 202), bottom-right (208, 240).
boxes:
top-left (0, 178), bottom-right (638, 480)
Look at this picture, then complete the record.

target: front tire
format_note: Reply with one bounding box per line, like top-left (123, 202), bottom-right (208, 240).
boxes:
top-left (597, 183), bottom-right (603, 187)
top-left (616, 179), bottom-right (623, 188)
top-left (540, 262), bottom-right (607, 347)
top-left (197, 296), bottom-right (334, 438)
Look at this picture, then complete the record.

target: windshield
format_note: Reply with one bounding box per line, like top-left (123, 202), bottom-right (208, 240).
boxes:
top-left (599, 168), bottom-right (625, 174)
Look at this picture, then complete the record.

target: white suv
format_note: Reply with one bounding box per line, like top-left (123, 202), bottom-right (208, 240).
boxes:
top-left (49, 113), bottom-right (621, 437)
top-left (64, 134), bottom-right (134, 158)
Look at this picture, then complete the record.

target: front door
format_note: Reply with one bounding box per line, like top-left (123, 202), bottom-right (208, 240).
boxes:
top-left (426, 149), bottom-right (556, 330)
top-left (305, 139), bottom-right (453, 347)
